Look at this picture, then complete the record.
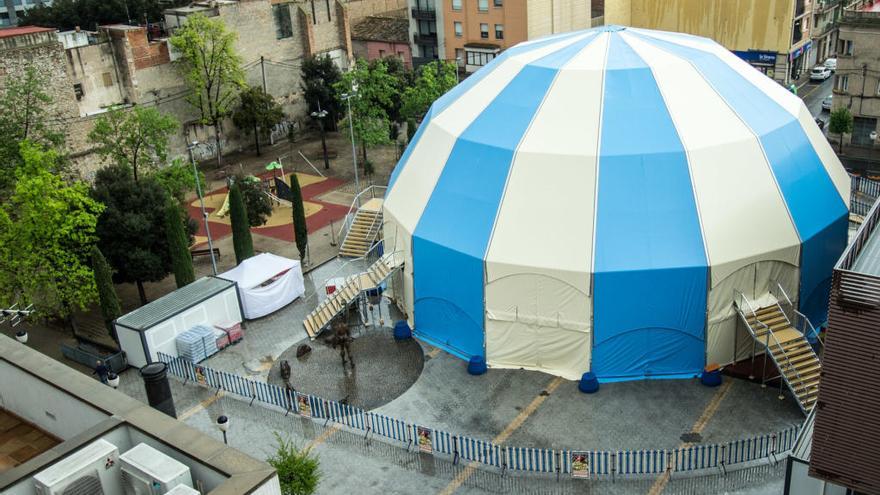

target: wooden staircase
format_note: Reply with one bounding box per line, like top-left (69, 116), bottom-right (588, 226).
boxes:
top-left (740, 304), bottom-right (822, 414)
top-left (302, 252), bottom-right (403, 338)
top-left (339, 198), bottom-right (383, 258)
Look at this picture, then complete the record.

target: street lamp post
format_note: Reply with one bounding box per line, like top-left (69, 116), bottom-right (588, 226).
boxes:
top-left (341, 84), bottom-right (361, 206)
top-left (310, 103), bottom-right (330, 170)
top-left (455, 57), bottom-right (462, 84)
top-left (187, 141), bottom-right (218, 275)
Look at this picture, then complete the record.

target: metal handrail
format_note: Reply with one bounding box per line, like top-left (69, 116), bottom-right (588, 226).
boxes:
top-left (734, 291), bottom-right (812, 413)
top-left (771, 281), bottom-right (823, 355)
top-left (336, 185), bottom-right (387, 242)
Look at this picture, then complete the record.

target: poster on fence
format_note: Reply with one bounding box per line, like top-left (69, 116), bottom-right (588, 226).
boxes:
top-left (194, 365), bottom-right (208, 387)
top-left (417, 426), bottom-right (433, 453)
top-left (571, 452), bottom-right (590, 479)
top-left (295, 393), bottom-right (311, 418)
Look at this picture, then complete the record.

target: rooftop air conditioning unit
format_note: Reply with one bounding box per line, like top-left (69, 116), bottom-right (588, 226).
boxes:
top-left (33, 439), bottom-right (123, 495)
top-left (119, 443), bottom-right (193, 495)
top-left (164, 485), bottom-right (200, 495)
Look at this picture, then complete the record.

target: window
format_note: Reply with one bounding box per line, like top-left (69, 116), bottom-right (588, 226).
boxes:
top-left (452, 0), bottom-right (461, 10)
top-left (455, 48), bottom-right (464, 65)
top-left (73, 83), bottom-right (84, 100)
top-left (454, 21), bottom-right (462, 37)
top-left (466, 50), bottom-right (496, 67)
top-left (877, 80), bottom-right (880, 95)
top-left (840, 39), bottom-right (853, 56)
top-left (480, 23), bottom-right (489, 38)
top-left (273, 4), bottom-right (293, 39)
top-left (478, 0), bottom-right (488, 11)
top-left (495, 24), bottom-right (503, 39)
top-left (836, 74), bottom-right (849, 92)
top-left (397, 51), bottom-right (404, 59)
top-left (102, 72), bottom-right (113, 87)
top-left (379, 49), bottom-right (386, 57)
top-left (0, 13), bottom-right (10, 27)
top-left (494, 0), bottom-right (503, 6)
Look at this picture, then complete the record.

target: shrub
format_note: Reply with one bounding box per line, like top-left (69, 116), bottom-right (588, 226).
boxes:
top-left (267, 433), bottom-right (320, 495)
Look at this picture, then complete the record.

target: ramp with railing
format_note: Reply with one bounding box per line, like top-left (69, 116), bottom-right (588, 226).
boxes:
top-left (734, 287), bottom-right (822, 415)
top-left (302, 251), bottom-right (404, 338)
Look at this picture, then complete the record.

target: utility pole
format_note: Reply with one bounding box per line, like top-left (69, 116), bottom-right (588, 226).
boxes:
top-left (188, 142), bottom-right (218, 276)
top-left (260, 56), bottom-right (267, 93)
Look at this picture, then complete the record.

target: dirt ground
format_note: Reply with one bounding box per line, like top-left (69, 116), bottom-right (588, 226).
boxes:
top-left (10, 127), bottom-right (403, 356)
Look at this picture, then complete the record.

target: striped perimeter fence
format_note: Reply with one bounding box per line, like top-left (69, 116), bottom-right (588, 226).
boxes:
top-left (158, 352), bottom-right (800, 480)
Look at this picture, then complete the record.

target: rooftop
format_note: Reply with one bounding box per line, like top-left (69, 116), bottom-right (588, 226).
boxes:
top-left (0, 26), bottom-right (56, 39)
top-left (115, 276), bottom-right (236, 331)
top-left (351, 9), bottom-right (409, 43)
top-left (0, 334), bottom-right (277, 495)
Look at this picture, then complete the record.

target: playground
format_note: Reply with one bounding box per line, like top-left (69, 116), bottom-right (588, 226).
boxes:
top-left (187, 170), bottom-right (348, 246)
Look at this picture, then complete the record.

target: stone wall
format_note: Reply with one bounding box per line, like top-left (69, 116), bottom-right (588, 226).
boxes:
top-left (65, 41), bottom-right (126, 116)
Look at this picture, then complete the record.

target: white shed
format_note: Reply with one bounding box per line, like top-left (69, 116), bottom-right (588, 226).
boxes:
top-left (114, 277), bottom-right (244, 368)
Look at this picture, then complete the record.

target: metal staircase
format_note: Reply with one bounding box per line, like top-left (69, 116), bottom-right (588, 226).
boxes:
top-left (302, 251), bottom-right (404, 339)
top-left (339, 198), bottom-right (384, 258)
top-left (734, 288), bottom-right (823, 415)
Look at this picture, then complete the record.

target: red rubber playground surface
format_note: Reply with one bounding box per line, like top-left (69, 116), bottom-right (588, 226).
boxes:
top-left (188, 171), bottom-right (348, 246)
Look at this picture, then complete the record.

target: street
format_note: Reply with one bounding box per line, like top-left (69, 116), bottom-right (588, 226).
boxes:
top-left (800, 75), bottom-right (834, 122)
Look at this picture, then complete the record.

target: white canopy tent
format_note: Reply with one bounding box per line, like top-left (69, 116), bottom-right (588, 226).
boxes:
top-left (219, 253), bottom-right (304, 319)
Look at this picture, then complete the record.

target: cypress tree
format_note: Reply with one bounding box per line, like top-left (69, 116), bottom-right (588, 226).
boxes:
top-left (229, 181), bottom-right (254, 264)
top-left (165, 200), bottom-right (195, 288)
top-left (290, 173), bottom-right (308, 261)
top-left (90, 246), bottom-right (121, 336)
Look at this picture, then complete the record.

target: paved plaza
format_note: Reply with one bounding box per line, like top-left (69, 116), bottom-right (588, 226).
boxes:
top-left (110, 257), bottom-right (804, 494)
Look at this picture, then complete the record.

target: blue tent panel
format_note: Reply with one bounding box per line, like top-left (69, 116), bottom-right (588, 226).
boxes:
top-left (412, 39), bottom-right (596, 358)
top-left (799, 213), bottom-right (848, 325)
top-left (591, 35), bottom-right (708, 380)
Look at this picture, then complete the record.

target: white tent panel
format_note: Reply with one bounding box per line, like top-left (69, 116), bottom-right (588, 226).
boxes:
top-left (706, 260), bottom-right (799, 364)
top-left (382, 212), bottom-right (416, 325)
top-left (797, 106), bottom-right (851, 205)
top-left (485, 271), bottom-right (590, 380)
top-left (485, 36), bottom-right (606, 380)
top-left (625, 33), bottom-right (801, 287)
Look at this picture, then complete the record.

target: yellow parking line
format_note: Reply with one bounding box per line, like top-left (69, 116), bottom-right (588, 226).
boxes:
top-left (305, 423), bottom-right (341, 452)
top-left (178, 391), bottom-right (225, 421)
top-left (438, 376), bottom-right (564, 495)
top-left (647, 380), bottom-right (734, 495)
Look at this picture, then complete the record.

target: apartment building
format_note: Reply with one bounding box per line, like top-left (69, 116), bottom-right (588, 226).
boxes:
top-left (605, 0), bottom-right (818, 84)
top-left (408, 0), bottom-right (591, 71)
top-left (0, 0), bottom-right (51, 27)
top-left (833, 0), bottom-right (880, 150)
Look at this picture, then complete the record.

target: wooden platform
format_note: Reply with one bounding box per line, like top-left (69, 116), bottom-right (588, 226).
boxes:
top-left (0, 409), bottom-right (60, 474)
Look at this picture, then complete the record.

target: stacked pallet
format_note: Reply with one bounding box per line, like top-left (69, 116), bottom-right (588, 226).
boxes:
top-left (175, 325), bottom-right (219, 363)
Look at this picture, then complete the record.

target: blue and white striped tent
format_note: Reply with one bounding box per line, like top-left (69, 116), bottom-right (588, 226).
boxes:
top-left (383, 26), bottom-right (850, 382)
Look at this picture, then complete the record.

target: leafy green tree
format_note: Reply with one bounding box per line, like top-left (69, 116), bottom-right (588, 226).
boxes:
top-left (229, 181), bottom-right (254, 264)
top-left (170, 14), bottom-right (245, 166)
top-left (301, 55), bottom-right (343, 131)
top-left (289, 174), bottom-right (308, 261)
top-left (402, 61), bottom-right (457, 121)
top-left (233, 86), bottom-right (284, 156)
top-left (19, 0), bottom-right (187, 31)
top-left (237, 175), bottom-right (273, 227)
top-left (406, 117), bottom-right (417, 143)
top-left (89, 106), bottom-right (178, 182)
top-left (371, 56), bottom-right (413, 125)
top-left (0, 66), bottom-right (65, 196)
top-left (267, 434), bottom-right (320, 495)
top-left (164, 200), bottom-right (196, 288)
top-left (91, 165), bottom-right (173, 305)
top-left (0, 143), bottom-right (103, 329)
top-left (91, 246), bottom-right (121, 335)
top-left (334, 58), bottom-right (396, 164)
top-left (829, 106), bottom-right (854, 154)
top-left (151, 157), bottom-right (206, 203)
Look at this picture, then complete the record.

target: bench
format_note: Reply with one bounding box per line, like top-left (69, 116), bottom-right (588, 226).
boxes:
top-left (191, 247), bottom-right (221, 260)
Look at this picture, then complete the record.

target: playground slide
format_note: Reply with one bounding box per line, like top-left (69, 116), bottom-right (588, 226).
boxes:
top-left (215, 191), bottom-right (231, 218)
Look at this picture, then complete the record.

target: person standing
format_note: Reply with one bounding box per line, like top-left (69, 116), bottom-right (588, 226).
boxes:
top-left (93, 360), bottom-right (110, 385)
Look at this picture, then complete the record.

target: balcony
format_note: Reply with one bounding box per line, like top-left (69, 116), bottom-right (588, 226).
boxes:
top-left (413, 32), bottom-right (438, 45)
top-left (411, 8), bottom-right (436, 20)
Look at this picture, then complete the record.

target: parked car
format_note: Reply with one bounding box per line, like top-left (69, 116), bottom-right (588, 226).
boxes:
top-left (810, 66), bottom-right (833, 81)
top-left (815, 118), bottom-right (826, 130)
top-left (822, 94), bottom-right (833, 111)
top-left (824, 57), bottom-right (838, 72)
